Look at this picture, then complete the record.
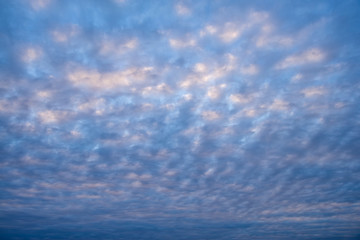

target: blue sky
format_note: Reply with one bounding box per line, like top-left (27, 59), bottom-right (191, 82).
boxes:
top-left (0, 0), bottom-right (360, 239)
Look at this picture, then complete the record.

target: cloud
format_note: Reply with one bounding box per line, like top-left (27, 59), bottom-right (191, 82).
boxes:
top-left (202, 111), bottom-right (221, 121)
top-left (141, 83), bottom-right (172, 97)
top-left (37, 110), bottom-right (71, 124)
top-left (1, 0), bottom-right (360, 239)
top-left (29, 0), bottom-right (51, 11)
top-left (21, 47), bottom-right (42, 63)
top-left (276, 48), bottom-right (326, 69)
top-left (240, 64), bottom-right (259, 75)
top-left (269, 99), bottom-right (289, 111)
top-left (180, 54), bottom-right (236, 88)
top-left (51, 25), bottom-right (80, 43)
top-left (200, 25), bottom-right (217, 37)
top-left (219, 22), bottom-right (242, 43)
top-left (175, 3), bottom-right (191, 16)
top-left (99, 37), bottom-right (138, 56)
top-left (169, 37), bottom-right (197, 48)
top-left (68, 66), bottom-right (154, 90)
top-left (301, 86), bottom-right (326, 97)
top-left (229, 94), bottom-right (251, 105)
top-left (194, 63), bottom-right (207, 73)
top-left (291, 73), bottom-right (303, 82)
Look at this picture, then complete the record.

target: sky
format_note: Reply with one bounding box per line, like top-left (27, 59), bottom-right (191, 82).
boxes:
top-left (0, 0), bottom-right (360, 239)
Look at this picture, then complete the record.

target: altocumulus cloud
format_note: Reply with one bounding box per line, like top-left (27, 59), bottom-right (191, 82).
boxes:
top-left (0, 0), bottom-right (360, 239)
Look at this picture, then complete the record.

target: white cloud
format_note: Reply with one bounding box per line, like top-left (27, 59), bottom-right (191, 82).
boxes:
top-left (240, 64), bottom-right (259, 75)
top-left (180, 54), bottom-right (236, 88)
top-left (99, 37), bottom-right (138, 56)
top-left (0, 100), bottom-right (11, 112)
top-left (38, 111), bottom-right (58, 123)
top-left (202, 111), bottom-right (221, 121)
top-left (229, 94), bottom-right (251, 104)
top-left (21, 155), bottom-right (42, 165)
top-left (200, 25), bottom-right (217, 37)
top-left (51, 25), bottom-right (80, 43)
top-left (169, 38), bottom-right (196, 48)
top-left (141, 83), bottom-right (172, 97)
top-left (70, 130), bottom-right (82, 137)
top-left (204, 168), bottom-right (215, 176)
top-left (243, 108), bottom-right (257, 117)
top-left (291, 73), bottom-right (303, 83)
top-left (301, 86), bottom-right (326, 97)
top-left (261, 24), bottom-right (274, 34)
top-left (52, 31), bottom-right (67, 43)
top-left (276, 48), bottom-right (325, 69)
top-left (68, 66), bottom-right (154, 90)
top-left (219, 22), bottom-right (241, 43)
top-left (36, 90), bottom-right (52, 98)
top-left (255, 22), bottom-right (294, 48)
top-left (75, 194), bottom-right (100, 199)
top-left (194, 63), bottom-right (207, 73)
top-left (38, 110), bottom-right (69, 124)
top-left (269, 99), bottom-right (289, 111)
top-left (256, 34), bottom-right (294, 48)
top-left (126, 173), bottom-right (138, 179)
top-left (165, 170), bottom-right (177, 176)
top-left (207, 86), bottom-right (221, 100)
top-left (80, 183), bottom-right (107, 189)
top-left (113, 0), bottom-right (126, 3)
top-left (175, 3), bottom-right (191, 16)
top-left (22, 47), bottom-right (42, 63)
top-left (201, 10), bottom-right (272, 44)
top-left (248, 10), bottom-right (269, 24)
top-left (257, 17), bottom-right (329, 50)
top-left (77, 98), bottom-right (107, 115)
top-left (141, 103), bottom-right (154, 112)
top-left (132, 181), bottom-right (142, 188)
top-left (140, 174), bottom-right (152, 180)
top-left (334, 102), bottom-right (345, 109)
top-left (30, 0), bottom-right (51, 10)
top-left (183, 93), bottom-right (193, 101)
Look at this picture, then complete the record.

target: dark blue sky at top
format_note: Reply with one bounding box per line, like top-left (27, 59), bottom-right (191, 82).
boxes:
top-left (0, 0), bottom-right (360, 239)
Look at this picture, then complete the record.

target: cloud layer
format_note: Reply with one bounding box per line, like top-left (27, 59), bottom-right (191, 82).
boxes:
top-left (0, 0), bottom-right (360, 239)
